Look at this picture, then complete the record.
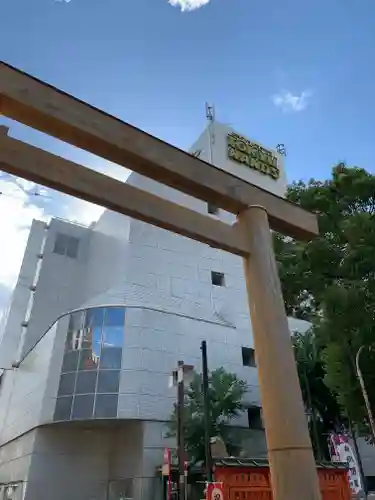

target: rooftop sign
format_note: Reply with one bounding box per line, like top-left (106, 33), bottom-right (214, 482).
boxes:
top-left (227, 132), bottom-right (280, 180)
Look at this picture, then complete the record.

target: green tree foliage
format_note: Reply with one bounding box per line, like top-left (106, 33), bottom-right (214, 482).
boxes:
top-left (292, 330), bottom-right (342, 458)
top-left (166, 368), bottom-right (248, 464)
top-left (276, 164), bottom-right (375, 431)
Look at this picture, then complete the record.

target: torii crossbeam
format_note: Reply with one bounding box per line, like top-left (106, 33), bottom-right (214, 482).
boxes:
top-left (0, 61), bottom-right (321, 500)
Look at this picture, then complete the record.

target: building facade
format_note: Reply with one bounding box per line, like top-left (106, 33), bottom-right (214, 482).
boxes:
top-left (0, 123), bottom-right (322, 500)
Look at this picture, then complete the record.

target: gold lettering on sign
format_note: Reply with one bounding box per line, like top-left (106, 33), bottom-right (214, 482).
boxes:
top-left (227, 133), bottom-right (280, 180)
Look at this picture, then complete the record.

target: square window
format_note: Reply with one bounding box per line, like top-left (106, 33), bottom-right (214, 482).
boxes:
top-left (79, 349), bottom-right (100, 371)
top-left (104, 307), bottom-right (125, 327)
top-left (211, 271), bottom-right (225, 287)
top-left (100, 347), bottom-right (122, 370)
top-left (248, 407), bottom-right (263, 430)
top-left (68, 311), bottom-right (84, 332)
top-left (66, 236), bottom-right (79, 259)
top-left (85, 308), bottom-right (105, 329)
top-left (54, 397), bottom-right (73, 421)
top-left (75, 371), bottom-right (97, 394)
top-left (103, 326), bottom-right (124, 348)
top-left (52, 233), bottom-right (79, 258)
top-left (53, 233), bottom-right (67, 256)
top-left (207, 203), bottom-right (219, 215)
top-left (71, 330), bottom-right (83, 351)
top-left (65, 331), bottom-right (72, 352)
top-left (97, 370), bottom-right (120, 394)
top-left (94, 394), bottom-right (118, 418)
top-left (61, 351), bottom-right (79, 373)
top-left (242, 347), bottom-right (256, 367)
top-left (82, 326), bottom-right (101, 356)
top-left (71, 394), bottom-right (94, 419)
top-left (58, 373), bottom-right (76, 396)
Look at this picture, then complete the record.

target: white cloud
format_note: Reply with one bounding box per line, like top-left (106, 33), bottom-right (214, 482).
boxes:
top-left (168, 0), bottom-right (210, 11)
top-left (0, 177), bottom-right (47, 291)
top-left (0, 176), bottom-right (101, 317)
top-left (272, 90), bottom-right (312, 113)
top-left (0, 158), bottom-right (131, 315)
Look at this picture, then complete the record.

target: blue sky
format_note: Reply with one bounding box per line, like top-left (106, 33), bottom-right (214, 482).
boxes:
top-left (0, 0), bottom-right (375, 312)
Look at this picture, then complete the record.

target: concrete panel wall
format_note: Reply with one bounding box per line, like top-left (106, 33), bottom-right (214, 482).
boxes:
top-left (83, 215), bottom-right (131, 304)
top-left (0, 429), bottom-right (36, 485)
top-left (119, 307), bottom-right (260, 424)
top-left (0, 220), bottom-right (46, 368)
top-left (24, 422), bottom-right (144, 500)
top-left (21, 219), bottom-right (90, 357)
top-left (0, 319), bottom-right (59, 445)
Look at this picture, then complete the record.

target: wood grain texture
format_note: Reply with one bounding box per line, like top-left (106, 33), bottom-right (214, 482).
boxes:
top-left (0, 61), bottom-right (318, 241)
top-left (239, 206), bottom-right (322, 500)
top-left (0, 132), bottom-right (249, 257)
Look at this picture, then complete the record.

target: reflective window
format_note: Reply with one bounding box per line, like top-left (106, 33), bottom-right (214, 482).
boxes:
top-left (103, 326), bottom-right (123, 348)
top-left (71, 329), bottom-right (84, 351)
top-left (75, 371), bottom-right (97, 394)
top-left (68, 310), bottom-right (84, 332)
top-left (72, 395), bottom-right (94, 419)
top-left (62, 351), bottom-right (79, 372)
top-left (103, 308), bottom-right (124, 348)
top-left (105, 307), bottom-right (125, 327)
top-left (94, 394), bottom-right (118, 418)
top-left (66, 311), bottom-right (85, 352)
top-left (58, 373), bottom-right (76, 396)
top-left (81, 326), bottom-right (101, 359)
top-left (100, 347), bottom-right (122, 370)
top-left (54, 397), bottom-right (73, 421)
top-left (97, 370), bottom-right (120, 394)
top-left (79, 349), bottom-right (100, 371)
top-left (55, 306), bottom-right (125, 422)
top-left (85, 308), bottom-right (105, 329)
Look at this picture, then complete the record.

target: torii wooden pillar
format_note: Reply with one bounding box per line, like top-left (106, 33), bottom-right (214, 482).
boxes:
top-left (0, 62), bottom-right (321, 500)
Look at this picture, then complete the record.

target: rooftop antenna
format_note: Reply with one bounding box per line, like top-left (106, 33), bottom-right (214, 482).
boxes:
top-left (205, 102), bottom-right (215, 165)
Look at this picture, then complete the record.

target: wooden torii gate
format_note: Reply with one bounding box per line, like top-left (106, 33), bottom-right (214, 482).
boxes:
top-left (0, 62), bottom-right (321, 500)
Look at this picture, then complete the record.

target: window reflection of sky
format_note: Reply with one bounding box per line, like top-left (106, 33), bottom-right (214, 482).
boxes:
top-left (105, 307), bottom-right (125, 327)
top-left (85, 308), bottom-right (105, 329)
top-left (91, 326), bottom-right (102, 357)
top-left (56, 306), bottom-right (125, 421)
top-left (103, 326), bottom-right (123, 348)
top-left (65, 307), bottom-right (124, 354)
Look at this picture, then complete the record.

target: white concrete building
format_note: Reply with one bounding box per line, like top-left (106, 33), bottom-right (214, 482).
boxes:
top-left (0, 122), bottom-right (320, 500)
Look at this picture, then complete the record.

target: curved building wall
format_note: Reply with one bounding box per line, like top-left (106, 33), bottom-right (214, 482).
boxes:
top-left (52, 303), bottom-right (260, 425)
top-left (1, 300), bottom-right (260, 447)
top-left (55, 306), bottom-right (125, 421)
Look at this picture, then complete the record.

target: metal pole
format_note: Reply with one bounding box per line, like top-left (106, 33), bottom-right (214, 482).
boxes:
top-left (177, 361), bottom-right (186, 500)
top-left (356, 345), bottom-right (375, 443)
top-left (201, 340), bottom-right (213, 482)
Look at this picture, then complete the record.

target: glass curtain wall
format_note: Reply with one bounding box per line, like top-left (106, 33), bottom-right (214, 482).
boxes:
top-left (54, 306), bottom-right (125, 421)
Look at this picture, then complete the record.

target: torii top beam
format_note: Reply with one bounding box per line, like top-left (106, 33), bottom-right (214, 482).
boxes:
top-left (0, 61), bottom-right (318, 241)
